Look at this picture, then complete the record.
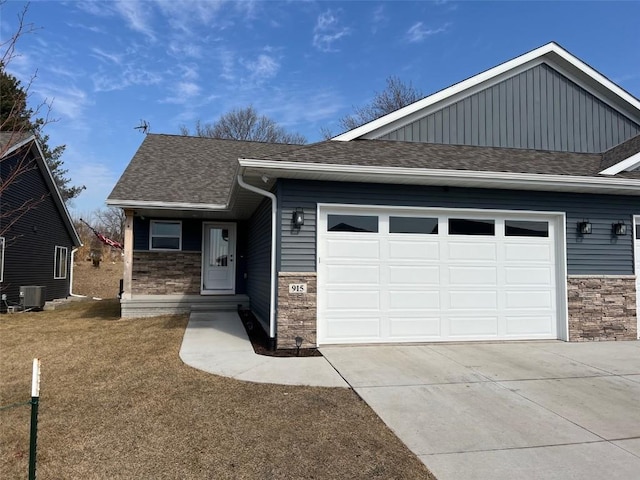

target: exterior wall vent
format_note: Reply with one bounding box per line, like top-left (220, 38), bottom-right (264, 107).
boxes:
top-left (20, 286), bottom-right (46, 309)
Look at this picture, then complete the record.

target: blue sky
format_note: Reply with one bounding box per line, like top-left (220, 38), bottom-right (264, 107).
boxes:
top-left (2, 0), bottom-right (639, 215)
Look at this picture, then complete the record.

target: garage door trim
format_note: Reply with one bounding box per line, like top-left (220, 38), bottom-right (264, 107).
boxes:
top-left (317, 203), bottom-right (568, 345)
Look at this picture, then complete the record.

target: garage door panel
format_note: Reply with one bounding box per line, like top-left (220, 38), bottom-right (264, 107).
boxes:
top-left (388, 240), bottom-right (440, 260)
top-left (389, 266), bottom-right (440, 285)
top-left (505, 291), bottom-right (553, 309)
top-left (505, 316), bottom-right (554, 335)
top-left (326, 265), bottom-right (379, 284)
top-left (505, 266), bottom-right (553, 285)
top-left (389, 290), bottom-right (440, 309)
top-left (324, 318), bottom-right (380, 340)
top-left (326, 239), bottom-right (380, 259)
top-left (448, 242), bottom-right (497, 261)
top-left (505, 243), bottom-right (552, 262)
top-left (325, 290), bottom-right (380, 310)
top-left (449, 290), bottom-right (498, 310)
top-left (449, 266), bottom-right (497, 285)
top-left (389, 317), bottom-right (441, 337)
top-left (318, 208), bottom-right (560, 344)
top-left (449, 317), bottom-right (499, 336)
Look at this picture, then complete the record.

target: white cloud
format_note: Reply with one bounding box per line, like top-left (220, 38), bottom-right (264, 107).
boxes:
top-left (91, 48), bottom-right (124, 65)
top-left (313, 10), bottom-right (350, 52)
top-left (32, 83), bottom-right (92, 125)
top-left (371, 5), bottom-right (388, 33)
top-left (113, 0), bottom-right (156, 40)
top-left (406, 22), bottom-right (450, 43)
top-left (241, 54), bottom-right (280, 80)
top-left (92, 66), bottom-right (163, 92)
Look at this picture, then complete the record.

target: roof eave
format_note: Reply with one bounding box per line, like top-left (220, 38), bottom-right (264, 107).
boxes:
top-left (599, 151), bottom-right (640, 175)
top-left (238, 159), bottom-right (640, 196)
top-left (105, 199), bottom-right (230, 211)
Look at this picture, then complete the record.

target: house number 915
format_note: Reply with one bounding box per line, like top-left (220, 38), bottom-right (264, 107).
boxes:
top-left (289, 283), bottom-right (307, 294)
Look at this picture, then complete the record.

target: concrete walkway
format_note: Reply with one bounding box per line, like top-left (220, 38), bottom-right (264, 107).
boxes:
top-left (321, 341), bottom-right (640, 480)
top-left (179, 311), bottom-right (348, 387)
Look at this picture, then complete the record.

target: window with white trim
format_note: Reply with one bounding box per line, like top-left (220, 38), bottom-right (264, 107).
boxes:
top-left (0, 237), bottom-right (5, 283)
top-left (54, 246), bottom-right (68, 279)
top-left (150, 220), bottom-right (182, 250)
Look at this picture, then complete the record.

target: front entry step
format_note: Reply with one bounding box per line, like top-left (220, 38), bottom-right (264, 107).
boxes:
top-left (190, 294), bottom-right (250, 313)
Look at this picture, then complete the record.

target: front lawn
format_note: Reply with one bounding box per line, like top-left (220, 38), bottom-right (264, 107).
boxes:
top-left (0, 300), bottom-right (435, 479)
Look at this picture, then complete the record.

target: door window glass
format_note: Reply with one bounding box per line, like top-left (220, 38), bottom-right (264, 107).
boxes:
top-left (328, 215), bottom-right (378, 233)
top-left (505, 220), bottom-right (549, 237)
top-left (448, 218), bottom-right (495, 236)
top-left (389, 216), bottom-right (438, 234)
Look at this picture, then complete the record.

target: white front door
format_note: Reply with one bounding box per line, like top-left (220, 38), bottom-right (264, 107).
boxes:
top-left (202, 223), bottom-right (236, 293)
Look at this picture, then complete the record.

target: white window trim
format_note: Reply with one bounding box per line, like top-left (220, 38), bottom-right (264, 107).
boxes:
top-left (0, 237), bottom-right (5, 283)
top-left (54, 246), bottom-right (68, 279)
top-left (149, 220), bottom-right (182, 251)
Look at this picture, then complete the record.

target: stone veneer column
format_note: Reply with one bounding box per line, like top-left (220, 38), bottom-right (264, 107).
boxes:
top-left (132, 251), bottom-right (202, 295)
top-left (277, 272), bottom-right (317, 348)
top-left (567, 275), bottom-right (637, 341)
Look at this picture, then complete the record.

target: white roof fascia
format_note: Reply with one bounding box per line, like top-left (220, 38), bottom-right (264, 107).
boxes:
top-left (105, 199), bottom-right (229, 211)
top-left (599, 151), bottom-right (640, 175)
top-left (333, 42), bottom-right (640, 142)
top-left (1, 133), bottom-right (36, 158)
top-left (238, 159), bottom-right (640, 195)
top-left (31, 140), bottom-right (82, 246)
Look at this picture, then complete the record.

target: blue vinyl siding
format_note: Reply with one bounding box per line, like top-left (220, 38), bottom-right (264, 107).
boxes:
top-left (0, 148), bottom-right (76, 305)
top-left (278, 179), bottom-right (639, 276)
top-left (378, 64), bottom-right (640, 153)
top-left (133, 218), bottom-right (201, 251)
top-left (247, 197), bottom-right (273, 326)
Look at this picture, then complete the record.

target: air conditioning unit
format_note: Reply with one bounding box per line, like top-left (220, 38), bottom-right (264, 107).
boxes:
top-left (20, 286), bottom-right (46, 309)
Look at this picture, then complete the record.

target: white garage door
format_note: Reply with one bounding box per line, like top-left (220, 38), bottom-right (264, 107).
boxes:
top-left (318, 206), bottom-right (563, 344)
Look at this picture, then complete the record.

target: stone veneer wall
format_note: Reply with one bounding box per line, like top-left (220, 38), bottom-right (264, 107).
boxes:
top-left (132, 251), bottom-right (201, 295)
top-left (277, 272), bottom-right (317, 349)
top-left (567, 275), bottom-right (637, 341)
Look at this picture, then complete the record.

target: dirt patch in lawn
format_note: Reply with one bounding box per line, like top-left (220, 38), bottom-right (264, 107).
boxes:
top-left (0, 300), bottom-right (436, 479)
top-left (72, 259), bottom-right (123, 299)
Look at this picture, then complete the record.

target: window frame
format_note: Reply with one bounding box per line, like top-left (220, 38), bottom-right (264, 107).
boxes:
top-left (149, 220), bottom-right (182, 251)
top-left (54, 246), bottom-right (68, 279)
top-left (0, 237), bottom-right (5, 283)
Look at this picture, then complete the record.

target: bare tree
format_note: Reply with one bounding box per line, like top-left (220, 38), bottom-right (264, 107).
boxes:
top-left (180, 106), bottom-right (306, 144)
top-left (0, 2), bottom-right (50, 240)
top-left (337, 76), bottom-right (424, 133)
top-left (95, 207), bottom-right (126, 245)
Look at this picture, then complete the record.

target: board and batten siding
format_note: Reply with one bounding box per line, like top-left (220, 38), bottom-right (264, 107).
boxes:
top-left (247, 197), bottom-right (273, 327)
top-left (278, 179), bottom-right (639, 276)
top-left (378, 64), bottom-right (640, 153)
top-left (0, 149), bottom-right (75, 304)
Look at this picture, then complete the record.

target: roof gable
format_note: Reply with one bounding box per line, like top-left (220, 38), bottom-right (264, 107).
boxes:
top-left (1, 133), bottom-right (81, 247)
top-left (333, 42), bottom-right (640, 145)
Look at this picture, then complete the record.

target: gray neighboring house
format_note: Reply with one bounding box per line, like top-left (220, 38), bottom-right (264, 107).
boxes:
top-left (108, 42), bottom-right (640, 348)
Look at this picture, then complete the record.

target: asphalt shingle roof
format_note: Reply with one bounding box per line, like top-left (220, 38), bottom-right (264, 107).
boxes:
top-left (600, 133), bottom-right (640, 170)
top-left (107, 134), bottom-right (301, 204)
top-left (109, 134), bottom-right (640, 206)
top-left (261, 139), bottom-right (605, 177)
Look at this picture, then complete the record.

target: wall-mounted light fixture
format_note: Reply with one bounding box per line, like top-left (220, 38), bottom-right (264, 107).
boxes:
top-left (292, 208), bottom-right (304, 228)
top-left (295, 336), bottom-right (303, 356)
top-left (578, 220), bottom-right (592, 235)
top-left (612, 221), bottom-right (627, 236)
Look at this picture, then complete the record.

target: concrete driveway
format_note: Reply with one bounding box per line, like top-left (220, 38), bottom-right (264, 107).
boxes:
top-left (321, 341), bottom-right (640, 480)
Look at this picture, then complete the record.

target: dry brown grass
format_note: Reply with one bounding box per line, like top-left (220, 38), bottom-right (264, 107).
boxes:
top-left (1, 301), bottom-right (436, 479)
top-left (72, 260), bottom-right (123, 299)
